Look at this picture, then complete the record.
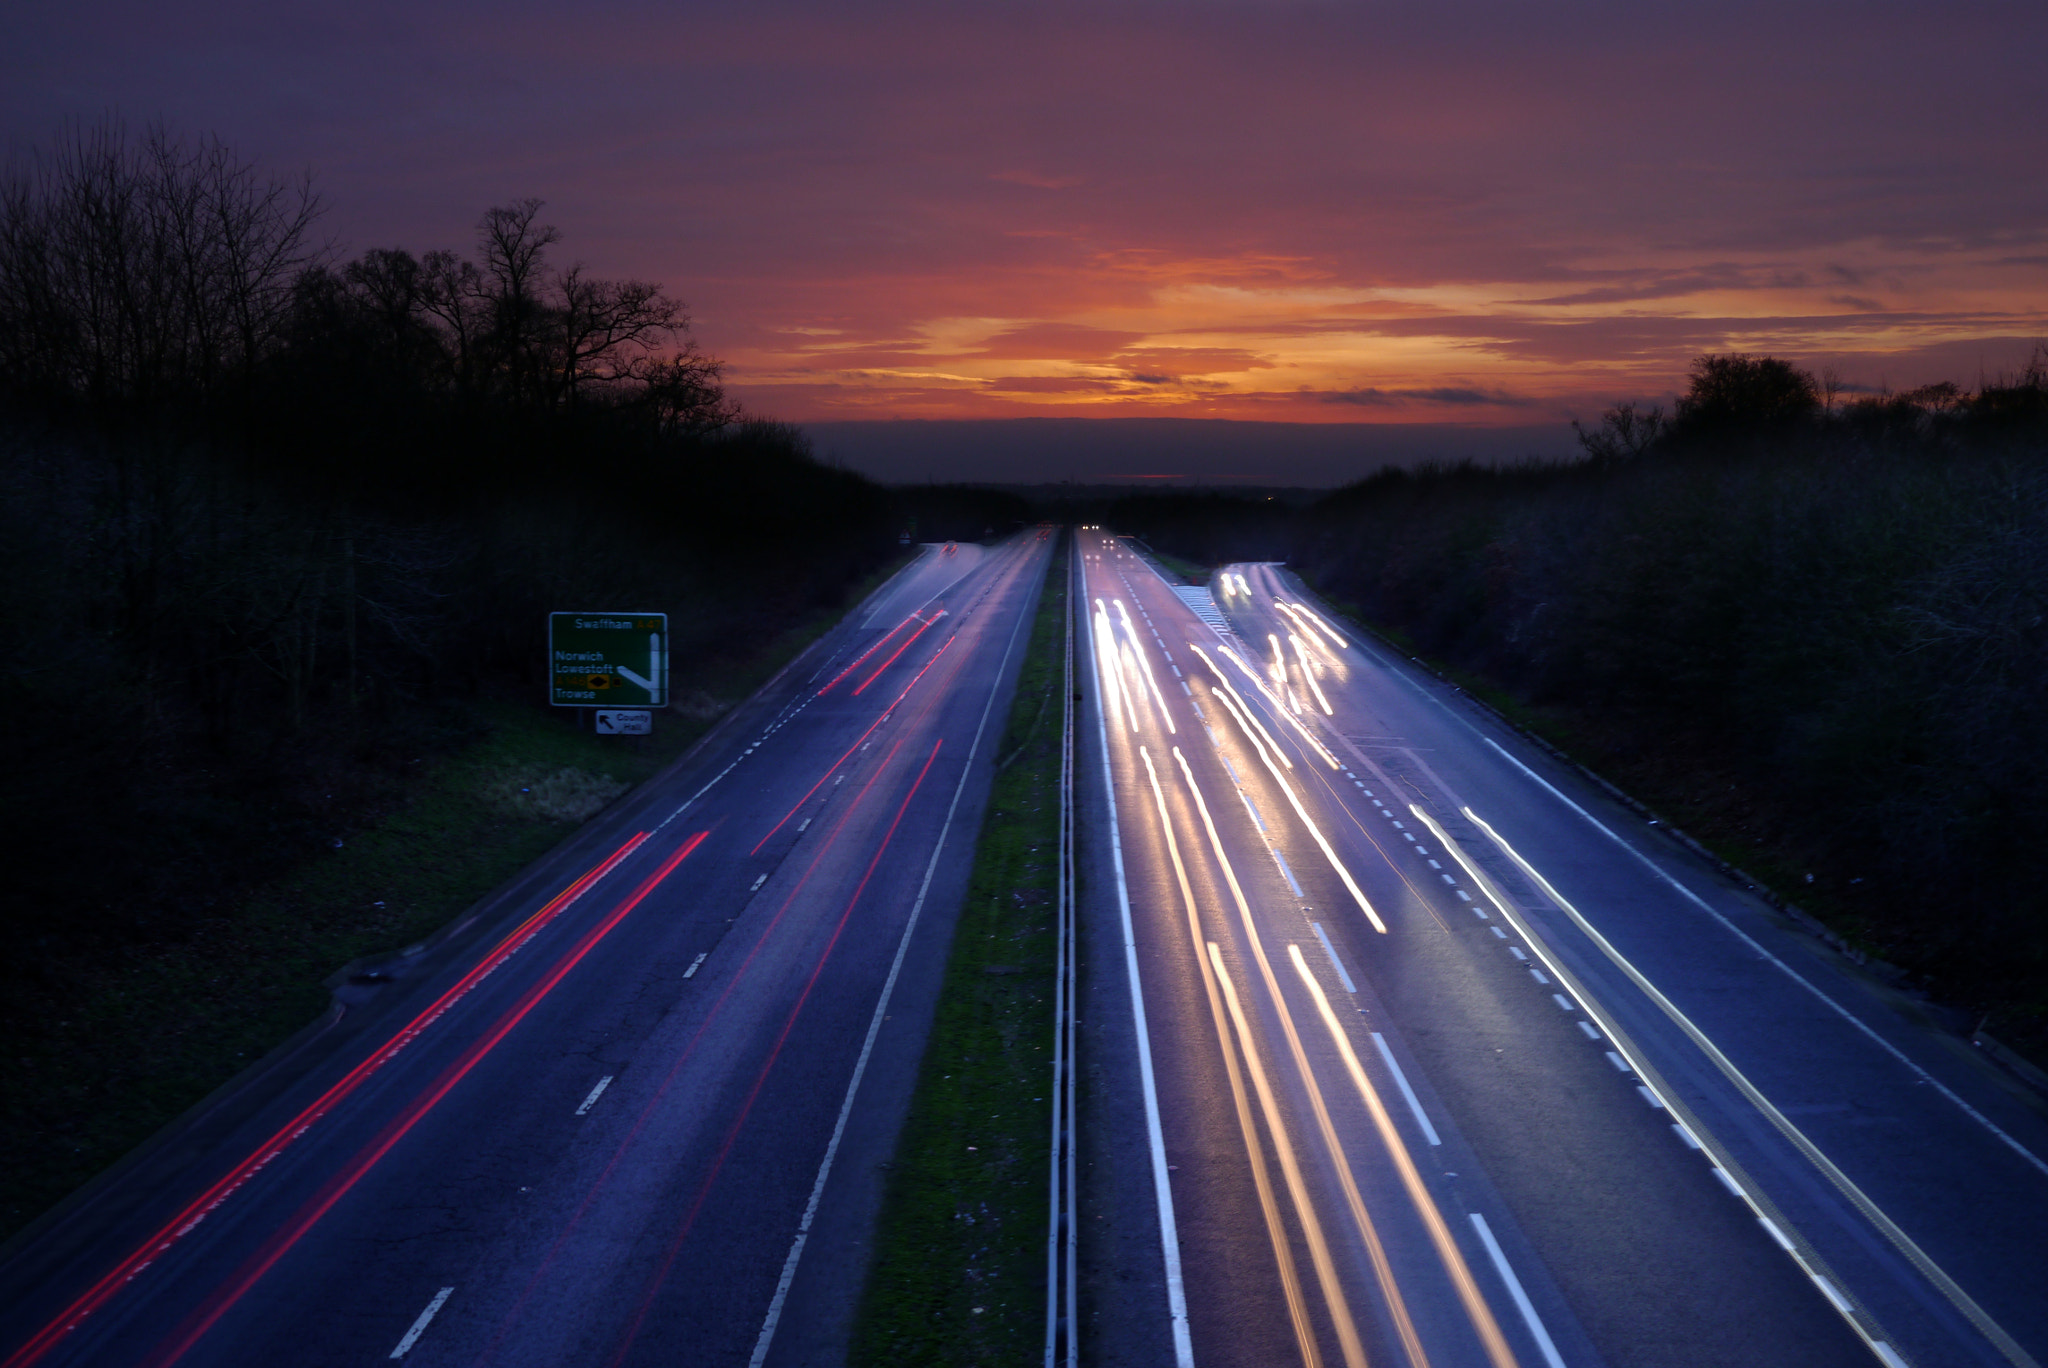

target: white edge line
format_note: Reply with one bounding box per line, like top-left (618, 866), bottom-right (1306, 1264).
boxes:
top-left (389, 1286), bottom-right (454, 1359)
top-left (574, 1076), bottom-right (614, 1116)
top-left (1370, 1032), bottom-right (1441, 1147)
top-left (1467, 1214), bottom-right (1566, 1368)
top-left (1090, 560), bottom-right (1198, 1368)
top-left (1481, 736), bottom-right (2048, 1180)
top-left (1310, 922), bottom-right (1357, 994)
top-left (748, 543), bottom-right (1047, 1368)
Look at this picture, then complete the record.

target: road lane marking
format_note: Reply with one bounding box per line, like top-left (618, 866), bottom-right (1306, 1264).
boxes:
top-left (1467, 1215), bottom-right (1566, 1368)
top-left (1139, 750), bottom-right (1322, 1367)
top-left (1457, 805), bottom-right (2037, 1368)
top-left (683, 953), bottom-right (707, 979)
top-left (1577, 1021), bottom-right (1601, 1039)
top-left (753, 544), bottom-right (1049, 1368)
top-left (1551, 993), bottom-right (1575, 1011)
top-left (1604, 1052), bottom-right (1632, 1073)
top-left (1210, 944), bottom-right (1370, 1368)
top-left (575, 1077), bottom-right (615, 1115)
top-left (0, 833), bottom-right (652, 1368)
top-left (1479, 737), bottom-right (2048, 1180)
top-left (389, 1287), bottom-right (454, 1359)
top-left (1174, 753), bottom-right (1417, 1367)
top-left (1311, 922), bottom-right (1357, 993)
top-left (1084, 616), bottom-right (1194, 1367)
top-left (1198, 684), bottom-right (1386, 932)
top-left (1270, 846), bottom-right (1305, 897)
top-left (1369, 1032), bottom-right (1442, 1147)
top-left (751, 874), bottom-right (767, 890)
top-left (1289, 947), bottom-right (1514, 1365)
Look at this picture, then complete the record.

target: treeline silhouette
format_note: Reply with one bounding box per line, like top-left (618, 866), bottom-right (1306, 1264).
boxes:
top-left (1126, 352), bottom-right (2048, 1036)
top-left (0, 122), bottom-right (913, 983)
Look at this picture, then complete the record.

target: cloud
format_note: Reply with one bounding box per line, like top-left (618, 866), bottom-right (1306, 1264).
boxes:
top-left (1320, 386), bottom-right (1536, 408)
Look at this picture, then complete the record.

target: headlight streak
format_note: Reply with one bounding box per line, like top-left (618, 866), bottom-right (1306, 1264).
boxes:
top-left (1171, 748), bottom-right (1425, 1368)
top-left (1137, 748), bottom-right (1325, 1368)
top-left (1202, 684), bottom-right (1387, 934)
top-left (1289, 601), bottom-right (1351, 649)
top-left (1116, 599), bottom-right (1177, 734)
top-left (1094, 601), bottom-right (1139, 732)
top-left (1189, 648), bottom-right (1292, 770)
top-left (1206, 943), bottom-right (1367, 1368)
top-left (1291, 635), bottom-right (1334, 715)
top-left (1277, 600), bottom-right (1348, 654)
top-left (1431, 805), bottom-right (2014, 1368)
top-left (1209, 643), bottom-right (1341, 768)
top-left (1268, 633), bottom-right (1304, 714)
top-left (1287, 944), bottom-right (1520, 1368)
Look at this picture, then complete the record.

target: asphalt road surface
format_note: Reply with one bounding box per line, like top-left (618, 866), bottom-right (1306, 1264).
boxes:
top-left (1071, 531), bottom-right (2048, 1368)
top-left (0, 532), bottom-right (1053, 1368)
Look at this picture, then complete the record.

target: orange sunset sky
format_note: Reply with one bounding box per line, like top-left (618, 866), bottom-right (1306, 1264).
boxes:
top-left (8, 0), bottom-right (2046, 462)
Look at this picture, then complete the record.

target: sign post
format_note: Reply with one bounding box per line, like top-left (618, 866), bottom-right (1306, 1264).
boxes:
top-left (549, 612), bottom-right (668, 711)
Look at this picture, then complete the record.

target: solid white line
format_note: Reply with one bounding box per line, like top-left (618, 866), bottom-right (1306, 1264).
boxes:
top-left (1311, 922), bottom-right (1357, 993)
top-left (389, 1287), bottom-right (454, 1359)
top-left (574, 1076), bottom-right (614, 1115)
top-left (1467, 1214), bottom-right (1566, 1368)
top-left (749, 545), bottom-right (1045, 1368)
top-left (1087, 571), bottom-right (1197, 1367)
top-left (1371, 1033), bottom-right (1441, 1146)
top-left (1481, 737), bottom-right (2048, 1180)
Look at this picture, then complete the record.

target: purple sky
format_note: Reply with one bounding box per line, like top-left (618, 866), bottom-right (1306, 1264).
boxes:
top-left (8, 0), bottom-right (2045, 475)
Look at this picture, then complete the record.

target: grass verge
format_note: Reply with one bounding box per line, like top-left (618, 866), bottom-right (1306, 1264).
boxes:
top-left (0, 551), bottom-right (916, 1246)
top-left (848, 537), bottom-right (1067, 1367)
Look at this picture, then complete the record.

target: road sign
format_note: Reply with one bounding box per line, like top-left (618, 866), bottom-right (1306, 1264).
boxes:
top-left (549, 612), bottom-right (668, 707)
top-left (595, 710), bottom-right (652, 735)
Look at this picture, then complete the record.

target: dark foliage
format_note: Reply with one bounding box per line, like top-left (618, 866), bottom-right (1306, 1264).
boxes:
top-left (1126, 353), bottom-right (2048, 1035)
top-left (0, 123), bottom-right (898, 988)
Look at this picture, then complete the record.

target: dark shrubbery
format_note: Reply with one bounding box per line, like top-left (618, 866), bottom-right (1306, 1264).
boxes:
top-left (1136, 352), bottom-right (2048, 1036)
top-left (0, 123), bottom-right (897, 986)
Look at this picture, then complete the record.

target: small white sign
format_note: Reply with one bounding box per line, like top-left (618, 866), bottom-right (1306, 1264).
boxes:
top-left (595, 710), bottom-right (652, 735)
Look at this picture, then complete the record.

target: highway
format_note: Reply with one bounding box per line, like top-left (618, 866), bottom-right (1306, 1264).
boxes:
top-left (1071, 531), bottom-right (2048, 1368)
top-left (0, 532), bottom-right (1053, 1368)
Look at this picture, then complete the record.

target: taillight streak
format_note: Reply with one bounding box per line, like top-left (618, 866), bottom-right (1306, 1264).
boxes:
top-left (607, 741), bottom-right (943, 1367)
top-left (142, 833), bottom-right (707, 1368)
top-left (476, 735), bottom-right (925, 1363)
top-left (1, 833), bottom-right (650, 1368)
top-left (815, 610), bottom-right (922, 697)
top-left (851, 610), bottom-right (944, 696)
top-left (748, 632), bottom-right (960, 856)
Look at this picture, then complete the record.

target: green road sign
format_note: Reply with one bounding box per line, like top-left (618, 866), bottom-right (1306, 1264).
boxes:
top-left (549, 612), bottom-right (668, 707)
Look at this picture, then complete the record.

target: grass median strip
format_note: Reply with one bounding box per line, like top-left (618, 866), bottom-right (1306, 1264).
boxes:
top-left (850, 537), bottom-right (1068, 1368)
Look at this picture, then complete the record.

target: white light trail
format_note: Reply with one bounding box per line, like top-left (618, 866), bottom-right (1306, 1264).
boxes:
top-left (1116, 600), bottom-right (1177, 734)
top-left (1209, 643), bottom-right (1340, 768)
top-left (1172, 748), bottom-right (1421, 1365)
top-left (1203, 683), bottom-right (1387, 933)
top-left (1094, 601), bottom-right (1138, 732)
top-left (1291, 634), bottom-right (1333, 715)
top-left (1289, 945), bottom-right (1519, 1368)
top-left (1187, 647), bottom-right (1292, 769)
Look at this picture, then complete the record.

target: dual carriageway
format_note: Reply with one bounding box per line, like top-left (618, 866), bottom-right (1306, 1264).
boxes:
top-left (3, 526), bottom-right (2045, 1368)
